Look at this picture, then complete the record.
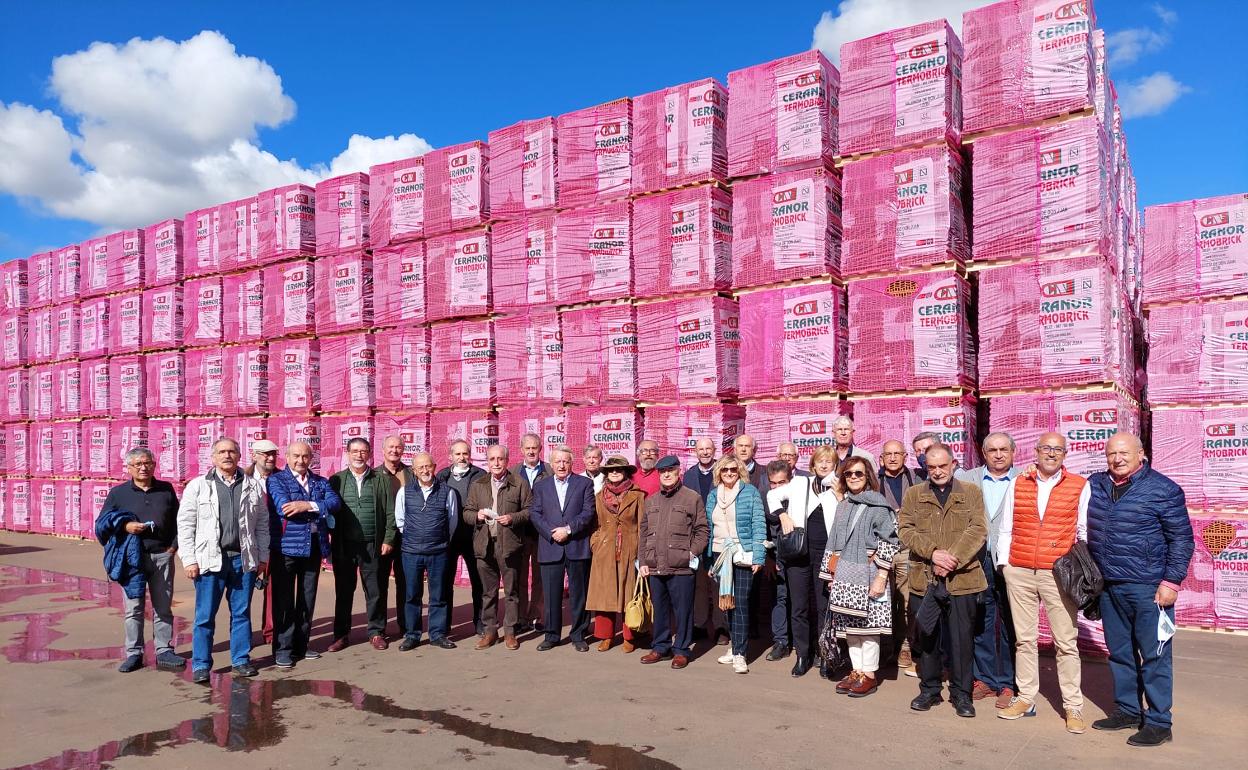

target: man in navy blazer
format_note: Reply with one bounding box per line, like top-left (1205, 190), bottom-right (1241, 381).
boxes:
top-left (529, 445), bottom-right (596, 652)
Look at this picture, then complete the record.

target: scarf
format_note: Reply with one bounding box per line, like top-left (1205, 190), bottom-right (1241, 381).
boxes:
top-left (450, 463), bottom-right (471, 480)
top-left (716, 482), bottom-right (741, 510)
top-left (601, 478), bottom-right (634, 515)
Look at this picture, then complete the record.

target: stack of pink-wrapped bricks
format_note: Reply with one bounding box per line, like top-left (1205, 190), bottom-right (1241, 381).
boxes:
top-left (0, 0), bottom-right (1242, 634)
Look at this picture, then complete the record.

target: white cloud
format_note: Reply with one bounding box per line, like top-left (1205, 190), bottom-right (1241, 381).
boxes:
top-left (1119, 71), bottom-right (1190, 118)
top-left (1152, 3), bottom-right (1177, 26)
top-left (0, 31), bottom-right (431, 232)
top-left (1107, 4), bottom-right (1176, 67)
top-left (812, 0), bottom-right (982, 64)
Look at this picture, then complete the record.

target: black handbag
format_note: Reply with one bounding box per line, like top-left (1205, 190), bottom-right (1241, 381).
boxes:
top-left (775, 527), bottom-right (807, 560)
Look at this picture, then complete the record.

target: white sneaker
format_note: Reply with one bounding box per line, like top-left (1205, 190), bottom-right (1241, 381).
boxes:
top-left (717, 652), bottom-right (734, 665)
top-left (732, 655), bottom-right (748, 674)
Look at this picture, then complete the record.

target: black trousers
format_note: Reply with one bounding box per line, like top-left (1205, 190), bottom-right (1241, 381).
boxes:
top-left (541, 557), bottom-right (590, 643)
top-left (330, 539), bottom-right (389, 639)
top-left (909, 589), bottom-right (978, 700)
top-left (650, 573), bottom-right (696, 657)
top-left (789, 507), bottom-right (831, 658)
top-left (271, 539), bottom-right (322, 658)
top-left (384, 546), bottom-right (406, 636)
top-left (445, 526), bottom-right (484, 633)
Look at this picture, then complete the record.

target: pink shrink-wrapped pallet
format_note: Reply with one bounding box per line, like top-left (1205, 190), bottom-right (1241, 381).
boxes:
top-left (987, 389), bottom-right (1139, 476)
top-left (557, 99), bottom-right (632, 208)
top-left (373, 413), bottom-right (430, 466)
top-left (555, 201), bottom-right (632, 303)
top-left (79, 359), bottom-right (109, 418)
top-left (5, 479), bottom-right (31, 531)
top-left (81, 229), bottom-right (143, 298)
top-left (853, 393), bottom-right (979, 467)
top-left (81, 479), bottom-right (114, 536)
top-left (1198, 520), bottom-right (1248, 630)
top-left (184, 346), bottom-right (226, 415)
top-left (0, 314), bottom-right (25, 368)
top-left (847, 271), bottom-right (976, 392)
top-left (1175, 520), bottom-right (1222, 628)
top-left (838, 20), bottom-right (963, 156)
top-left (28, 250), bottom-right (54, 308)
top-left (5, 423), bottom-right (30, 475)
top-left (183, 276), bottom-right (223, 346)
top-left (223, 270), bottom-right (264, 343)
top-left (376, 327), bottom-right (429, 411)
top-left (1147, 300), bottom-right (1248, 405)
top-left (219, 196), bottom-right (260, 272)
top-left (110, 292), bottom-right (144, 354)
top-left (78, 297), bottom-right (109, 359)
top-left (53, 304), bottom-right (79, 360)
top-left (727, 51), bottom-right (839, 178)
top-left (144, 351), bottom-right (184, 416)
top-left (30, 366), bottom-right (53, 420)
top-left (491, 215), bottom-right (559, 312)
top-left (637, 296), bottom-right (740, 402)
top-left (315, 173), bottom-right (369, 256)
top-left (430, 321), bottom-right (494, 408)
top-left (494, 310), bottom-right (562, 405)
top-left (1151, 408), bottom-right (1248, 511)
top-left (141, 285), bottom-right (183, 351)
top-left (971, 117), bottom-right (1112, 264)
top-left (1, 258), bottom-right (28, 312)
top-left (185, 417), bottom-right (225, 477)
top-left (272, 416), bottom-right (324, 468)
top-left (373, 242), bottom-right (426, 327)
top-left (32, 479), bottom-right (56, 534)
top-left (52, 362), bottom-right (80, 419)
top-left (268, 338), bottom-right (320, 414)
top-left (319, 333), bottom-right (376, 413)
top-left (258, 184), bottom-right (316, 261)
top-left (561, 304), bottom-right (636, 405)
top-left (55, 422), bottom-right (82, 476)
top-left (645, 404), bottom-right (746, 459)
top-left (496, 407), bottom-right (565, 460)
top-left (488, 118), bottom-right (557, 219)
top-left (225, 344), bottom-right (269, 416)
top-left (28, 307), bottom-right (53, 364)
top-left (424, 141), bottom-right (489, 237)
top-left (739, 281), bottom-right (847, 398)
top-left (369, 157), bottom-right (425, 248)
top-left (1141, 193), bottom-right (1248, 306)
top-left (632, 78), bottom-right (728, 195)
top-left (182, 206), bottom-right (221, 278)
top-left (564, 406), bottom-right (640, 466)
top-left (110, 355), bottom-right (145, 417)
top-left (962, 0), bottom-right (1095, 135)
top-left (143, 218), bottom-right (183, 288)
top-left (315, 251), bottom-right (373, 334)
top-left (3, 368), bottom-right (28, 421)
top-left (842, 144), bottom-right (968, 276)
top-left (429, 410), bottom-right (497, 464)
top-left (633, 186), bottom-right (732, 299)
top-left (263, 259), bottom-right (315, 339)
top-left (744, 399), bottom-right (852, 465)
top-left (425, 230), bottom-right (491, 321)
top-left (31, 423), bottom-right (54, 476)
top-left (224, 416), bottom-right (270, 460)
top-left (319, 414), bottom-right (373, 475)
top-left (978, 256), bottom-right (1132, 392)
top-left (82, 419), bottom-right (148, 478)
top-left (52, 244), bottom-right (81, 303)
top-left (147, 417), bottom-right (186, 481)
top-left (731, 167), bottom-right (842, 289)
top-left (57, 478), bottom-right (83, 538)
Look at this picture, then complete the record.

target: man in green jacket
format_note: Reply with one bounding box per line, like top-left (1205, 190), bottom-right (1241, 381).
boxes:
top-left (327, 437), bottom-right (398, 651)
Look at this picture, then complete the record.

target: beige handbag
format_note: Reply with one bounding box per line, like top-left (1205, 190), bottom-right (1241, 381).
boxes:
top-left (624, 576), bottom-right (653, 632)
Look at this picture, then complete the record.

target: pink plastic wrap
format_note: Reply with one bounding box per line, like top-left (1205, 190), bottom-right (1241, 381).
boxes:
top-left (79, 359), bottom-right (109, 418)
top-left (496, 407), bottom-right (566, 461)
top-left (28, 307), bottom-right (53, 364)
top-left (83, 418), bottom-right (148, 478)
top-left (182, 206), bottom-right (222, 278)
top-left (224, 416), bottom-right (270, 461)
top-left (223, 269), bottom-right (264, 343)
top-left (557, 99), bottom-right (632, 208)
top-left (637, 296), bottom-right (740, 402)
top-left (978, 256), bottom-right (1132, 392)
top-left (1, 258), bottom-right (28, 312)
top-left (373, 413), bottom-right (430, 466)
top-left (0, 314), bottom-right (25, 367)
top-left (80, 479), bottom-right (114, 537)
top-left (28, 250), bottom-right (54, 308)
top-left (55, 421), bottom-right (82, 476)
top-left (258, 184), bottom-right (316, 261)
top-left (268, 338), bottom-right (320, 414)
top-left (53, 303), bottom-right (79, 360)
top-left (271, 415), bottom-right (324, 471)
top-left (560, 304), bottom-right (636, 405)
top-left (424, 141), bottom-right (489, 237)
top-left (739, 281), bottom-right (847, 398)
top-left (971, 117), bottom-right (1112, 264)
top-left (80, 235), bottom-right (111, 299)
top-left (376, 327), bottom-right (429, 411)
top-left (52, 361), bottom-right (81, 419)
top-left (31, 423), bottom-right (54, 476)
top-left (52, 244), bottom-right (81, 303)
top-left (369, 157), bottom-right (424, 248)
top-left (1192, 519), bottom-right (1248, 630)
top-left (633, 186), bottom-right (732, 298)
top-left (428, 410), bottom-right (497, 465)
top-left (182, 276), bottom-right (223, 345)
top-left (644, 404), bottom-right (746, 459)
top-left (488, 118), bottom-right (557, 219)
top-left (3, 368), bottom-right (28, 421)
top-left (147, 417), bottom-right (186, 481)
top-left (425, 230), bottom-right (491, 321)
top-left (962, 0), bottom-right (1094, 135)
top-left (430, 321), bottom-right (494, 409)
top-left (319, 333), bottom-right (376, 413)
top-left (727, 51), bottom-right (839, 178)
top-left (1152, 408), bottom-right (1248, 511)
top-left (1147, 300), bottom-right (1248, 405)
top-left (838, 20), bottom-right (963, 156)
top-left (1175, 520), bottom-right (1219, 627)
top-left (77, 297), bottom-right (109, 359)
top-left (32, 478), bottom-right (56, 534)
top-left (110, 292), bottom-right (144, 354)
top-left (184, 417), bottom-right (225, 477)
top-left (632, 78), bottom-right (727, 195)
top-left (986, 389), bottom-right (1139, 476)
top-left (491, 214), bottom-right (559, 311)
top-left (314, 251), bottom-right (373, 334)
top-left (224, 344), bottom-right (269, 416)
top-left (564, 406), bottom-right (640, 465)
top-left (141, 285), bottom-right (183, 351)
top-left (494, 310), bottom-right (562, 405)
top-left (730, 167), bottom-right (842, 289)
top-left (263, 259), bottom-right (315, 339)
top-left (30, 366), bottom-right (53, 420)
top-left (143, 218), bottom-right (184, 288)
top-left (184, 346), bottom-right (226, 415)
top-left (847, 271), bottom-right (976, 392)
top-left (6, 423), bottom-right (30, 475)
top-left (315, 173), bottom-right (370, 256)
top-left (1141, 194), bottom-right (1248, 306)
top-left (56, 479), bottom-right (83, 538)
top-left (5, 478), bottom-right (31, 531)
top-left (110, 355), bottom-right (145, 417)
top-left (555, 201), bottom-right (632, 303)
top-left (143, 350), bottom-right (184, 416)
top-left (852, 393), bottom-right (979, 468)
top-left (373, 242), bottom-right (426, 327)
top-left (842, 144), bottom-right (968, 276)
top-left (219, 196), bottom-right (260, 272)
top-left (319, 413), bottom-right (373, 476)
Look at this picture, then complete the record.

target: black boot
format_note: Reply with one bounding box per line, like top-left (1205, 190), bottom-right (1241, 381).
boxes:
top-left (791, 655), bottom-right (813, 678)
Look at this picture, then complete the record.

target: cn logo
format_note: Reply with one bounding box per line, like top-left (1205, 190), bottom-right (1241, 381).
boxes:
top-left (773, 187), bottom-right (798, 204)
top-left (484, 425), bottom-right (500, 437)
top-left (1054, 1), bottom-right (1087, 19)
top-left (289, 270), bottom-right (304, 281)
top-left (1201, 212), bottom-right (1230, 228)
top-left (1041, 280), bottom-right (1075, 297)
top-left (602, 419), bottom-right (623, 430)
top-left (461, 241), bottom-right (480, 255)
top-left (679, 319), bottom-right (701, 333)
top-left (451, 153), bottom-right (469, 168)
top-left (593, 227), bottom-right (616, 239)
top-left (621, 322), bottom-right (637, 333)
top-left (336, 267), bottom-right (351, 278)
top-left (1084, 409), bottom-right (1117, 424)
top-left (794, 72), bottom-right (820, 87)
top-left (934, 285), bottom-right (958, 300)
top-left (347, 427), bottom-right (362, 437)
top-left (793, 300), bottom-right (818, 316)
top-left (1206, 424), bottom-right (1235, 437)
top-left (400, 172), bottom-right (420, 184)
top-left (942, 414), bottom-right (965, 428)
top-left (295, 193), bottom-right (310, 204)
top-left (470, 338), bottom-right (489, 349)
top-left (672, 210), bottom-right (685, 224)
top-left (599, 122), bottom-right (621, 137)
top-left (908, 41), bottom-right (939, 58)
top-left (895, 169), bottom-right (914, 185)
top-left (1040, 148), bottom-right (1062, 166)
top-left (799, 421), bottom-right (825, 435)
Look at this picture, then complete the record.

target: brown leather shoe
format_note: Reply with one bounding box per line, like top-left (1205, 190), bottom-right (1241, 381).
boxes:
top-left (475, 633), bottom-right (498, 650)
top-left (972, 680), bottom-right (996, 701)
top-left (327, 636), bottom-right (350, 653)
top-left (622, 640), bottom-right (636, 653)
top-left (848, 673), bottom-right (878, 698)
top-left (597, 638), bottom-right (613, 652)
top-left (640, 651), bottom-right (670, 664)
top-left (369, 635), bottom-right (388, 651)
top-left (504, 635), bottom-right (519, 650)
top-left (671, 655), bottom-right (689, 670)
top-left (836, 671), bottom-right (861, 694)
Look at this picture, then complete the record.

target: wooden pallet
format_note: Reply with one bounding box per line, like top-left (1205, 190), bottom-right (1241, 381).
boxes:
top-left (966, 244), bottom-right (1108, 272)
top-left (738, 392), bottom-right (848, 405)
top-left (1143, 293), bottom-right (1248, 313)
top-left (636, 400), bottom-right (741, 409)
top-left (632, 289), bottom-right (734, 306)
top-left (554, 297), bottom-right (635, 313)
top-left (847, 386), bottom-right (975, 401)
top-left (979, 381), bottom-right (1138, 402)
top-left (963, 105), bottom-right (1097, 145)
top-left (1151, 400), bottom-right (1248, 411)
top-left (629, 178), bottom-right (729, 201)
top-left (732, 274), bottom-right (844, 297)
top-left (843, 259), bottom-right (967, 283)
top-left (1179, 624), bottom-right (1248, 637)
top-left (834, 137), bottom-right (957, 167)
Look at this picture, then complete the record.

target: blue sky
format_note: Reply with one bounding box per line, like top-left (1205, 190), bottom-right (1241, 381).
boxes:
top-left (1, 0), bottom-right (1245, 261)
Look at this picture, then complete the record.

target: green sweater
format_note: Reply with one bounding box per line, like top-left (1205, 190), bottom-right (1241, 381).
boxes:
top-left (329, 468), bottom-right (397, 548)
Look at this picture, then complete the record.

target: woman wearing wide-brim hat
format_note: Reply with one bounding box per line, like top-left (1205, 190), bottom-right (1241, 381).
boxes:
top-left (586, 456), bottom-right (647, 652)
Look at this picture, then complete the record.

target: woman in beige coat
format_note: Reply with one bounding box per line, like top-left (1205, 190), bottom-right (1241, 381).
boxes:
top-left (586, 457), bottom-right (646, 652)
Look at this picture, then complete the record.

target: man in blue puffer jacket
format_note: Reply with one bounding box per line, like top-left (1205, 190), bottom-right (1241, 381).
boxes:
top-left (1086, 433), bottom-right (1193, 748)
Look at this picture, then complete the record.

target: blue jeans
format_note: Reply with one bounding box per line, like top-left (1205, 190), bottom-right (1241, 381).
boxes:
top-left (973, 549), bottom-right (1016, 691)
top-left (1100, 582), bottom-right (1175, 728)
top-left (192, 554), bottom-right (256, 671)
top-left (402, 551), bottom-right (450, 642)
top-left (650, 573), bottom-right (696, 657)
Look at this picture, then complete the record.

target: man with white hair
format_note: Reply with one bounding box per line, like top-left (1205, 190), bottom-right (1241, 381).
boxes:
top-left (683, 438), bottom-right (718, 502)
top-left (581, 444), bottom-right (606, 494)
top-left (395, 451), bottom-right (462, 651)
top-left (833, 416), bottom-right (877, 470)
top-left (463, 444), bottom-right (532, 650)
top-left (512, 433), bottom-right (548, 633)
top-left (529, 446), bottom-right (596, 651)
top-left (777, 442), bottom-right (811, 477)
top-left (374, 435), bottom-right (411, 639)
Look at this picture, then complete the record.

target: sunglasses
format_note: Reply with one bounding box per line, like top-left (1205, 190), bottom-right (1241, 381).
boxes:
top-left (843, 470), bottom-right (867, 479)
top-left (721, 469), bottom-right (739, 475)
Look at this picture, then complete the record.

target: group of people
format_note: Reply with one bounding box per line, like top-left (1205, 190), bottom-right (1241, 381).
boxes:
top-left (94, 415), bottom-right (1193, 748)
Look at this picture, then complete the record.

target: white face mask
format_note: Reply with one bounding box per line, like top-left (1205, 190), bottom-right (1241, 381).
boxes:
top-left (1156, 603), bottom-right (1176, 656)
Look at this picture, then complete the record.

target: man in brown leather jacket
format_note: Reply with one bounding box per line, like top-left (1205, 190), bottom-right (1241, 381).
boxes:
top-left (463, 444), bottom-right (532, 650)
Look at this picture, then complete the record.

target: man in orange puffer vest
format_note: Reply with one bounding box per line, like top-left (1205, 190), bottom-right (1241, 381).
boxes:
top-left (994, 432), bottom-right (1089, 735)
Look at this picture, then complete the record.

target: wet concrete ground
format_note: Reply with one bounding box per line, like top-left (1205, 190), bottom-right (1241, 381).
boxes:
top-left (1, 532), bottom-right (1245, 769)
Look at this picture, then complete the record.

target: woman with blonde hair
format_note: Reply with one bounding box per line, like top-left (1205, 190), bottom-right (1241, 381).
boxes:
top-left (705, 455), bottom-right (766, 674)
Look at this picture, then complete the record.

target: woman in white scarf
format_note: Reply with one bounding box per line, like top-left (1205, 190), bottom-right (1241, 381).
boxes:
top-left (706, 456), bottom-right (766, 674)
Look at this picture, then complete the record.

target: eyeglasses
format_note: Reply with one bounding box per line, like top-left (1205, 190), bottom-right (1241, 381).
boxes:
top-left (843, 470), bottom-right (866, 479)
top-left (129, 461), bottom-right (155, 468)
top-left (638, 448), bottom-right (658, 456)
top-left (1036, 445), bottom-right (1066, 455)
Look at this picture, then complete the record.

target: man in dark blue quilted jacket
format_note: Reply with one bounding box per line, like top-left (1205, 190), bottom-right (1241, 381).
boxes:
top-left (1086, 432), bottom-right (1193, 748)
